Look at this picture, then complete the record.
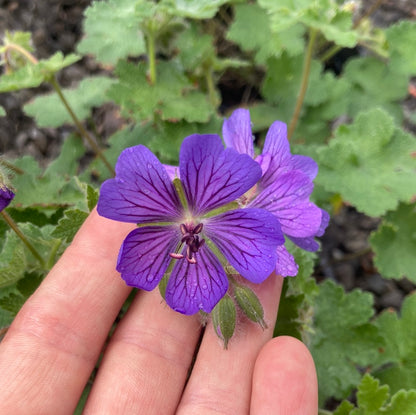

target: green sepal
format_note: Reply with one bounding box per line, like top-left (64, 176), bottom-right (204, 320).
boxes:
top-left (234, 284), bottom-right (266, 329)
top-left (173, 178), bottom-right (188, 211)
top-left (211, 294), bottom-right (236, 349)
top-left (203, 201), bottom-right (239, 218)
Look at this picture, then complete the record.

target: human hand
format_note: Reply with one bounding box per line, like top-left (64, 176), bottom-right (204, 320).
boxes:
top-left (0, 210), bottom-right (318, 414)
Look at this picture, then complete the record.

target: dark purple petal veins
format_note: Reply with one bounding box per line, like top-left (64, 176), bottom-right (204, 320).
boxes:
top-left (275, 245), bottom-right (298, 277)
top-left (204, 208), bottom-right (284, 283)
top-left (179, 134), bottom-right (262, 215)
top-left (165, 244), bottom-right (228, 315)
top-left (260, 121), bottom-right (292, 189)
top-left (251, 170), bottom-right (322, 238)
top-left (117, 225), bottom-right (181, 290)
top-left (97, 145), bottom-right (181, 223)
top-left (222, 108), bottom-right (254, 158)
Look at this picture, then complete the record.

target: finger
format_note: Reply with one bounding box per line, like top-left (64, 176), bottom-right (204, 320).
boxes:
top-left (83, 288), bottom-right (202, 415)
top-left (177, 273), bottom-right (284, 414)
top-left (251, 336), bottom-right (318, 415)
top-left (0, 210), bottom-right (134, 415)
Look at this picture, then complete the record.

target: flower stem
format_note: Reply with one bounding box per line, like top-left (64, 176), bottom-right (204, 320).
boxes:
top-left (0, 158), bottom-right (24, 175)
top-left (287, 28), bottom-right (318, 141)
top-left (147, 31), bottom-right (157, 85)
top-left (1, 210), bottom-right (45, 268)
top-left (205, 67), bottom-right (218, 108)
top-left (49, 77), bottom-right (115, 176)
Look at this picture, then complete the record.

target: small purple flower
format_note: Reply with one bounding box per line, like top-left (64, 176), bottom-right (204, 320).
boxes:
top-left (222, 109), bottom-right (329, 276)
top-left (0, 185), bottom-right (14, 212)
top-left (97, 134), bottom-right (284, 315)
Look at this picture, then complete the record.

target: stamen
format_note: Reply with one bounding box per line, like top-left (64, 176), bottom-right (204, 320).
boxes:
top-left (169, 252), bottom-right (184, 259)
top-left (174, 222), bottom-right (205, 264)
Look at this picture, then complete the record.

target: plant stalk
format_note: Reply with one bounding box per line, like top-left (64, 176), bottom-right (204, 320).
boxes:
top-left (0, 158), bottom-right (24, 175)
top-left (147, 32), bottom-right (157, 85)
top-left (1, 210), bottom-right (45, 268)
top-left (49, 78), bottom-right (115, 176)
top-left (287, 28), bottom-right (318, 141)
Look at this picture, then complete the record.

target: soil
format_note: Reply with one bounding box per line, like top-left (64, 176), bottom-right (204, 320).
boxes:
top-left (1, 0), bottom-right (415, 309)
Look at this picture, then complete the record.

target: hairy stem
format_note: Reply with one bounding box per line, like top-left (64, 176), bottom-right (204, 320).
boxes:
top-left (147, 32), bottom-right (157, 85)
top-left (1, 210), bottom-right (45, 268)
top-left (0, 158), bottom-right (24, 175)
top-left (205, 67), bottom-right (218, 108)
top-left (49, 78), bottom-right (115, 176)
top-left (288, 28), bottom-right (318, 141)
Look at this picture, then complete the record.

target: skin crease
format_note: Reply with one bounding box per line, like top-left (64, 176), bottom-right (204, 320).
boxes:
top-left (0, 209), bottom-right (318, 415)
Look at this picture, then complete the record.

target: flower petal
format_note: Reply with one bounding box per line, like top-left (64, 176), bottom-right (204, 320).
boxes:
top-left (97, 145), bottom-right (181, 223)
top-left (204, 208), bottom-right (284, 283)
top-left (179, 134), bottom-right (261, 215)
top-left (165, 244), bottom-right (228, 315)
top-left (222, 108), bottom-right (254, 158)
top-left (275, 245), bottom-right (298, 277)
top-left (251, 170), bottom-right (322, 238)
top-left (260, 121), bottom-right (292, 188)
top-left (291, 155), bottom-right (318, 180)
top-left (117, 225), bottom-right (181, 290)
top-left (0, 187), bottom-right (14, 211)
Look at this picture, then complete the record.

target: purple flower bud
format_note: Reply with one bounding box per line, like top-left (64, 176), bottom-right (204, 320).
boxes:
top-left (0, 185), bottom-right (14, 212)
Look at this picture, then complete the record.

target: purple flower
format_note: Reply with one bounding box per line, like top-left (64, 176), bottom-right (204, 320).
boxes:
top-left (97, 134), bottom-right (284, 315)
top-left (222, 109), bottom-right (329, 276)
top-left (0, 185), bottom-right (14, 212)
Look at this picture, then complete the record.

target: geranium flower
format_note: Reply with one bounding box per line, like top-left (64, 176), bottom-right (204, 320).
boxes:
top-left (97, 134), bottom-right (284, 315)
top-left (223, 109), bottom-right (329, 276)
top-left (0, 185), bottom-right (14, 212)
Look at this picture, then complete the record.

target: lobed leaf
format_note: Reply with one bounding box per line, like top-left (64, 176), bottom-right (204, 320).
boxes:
top-left (370, 203), bottom-right (416, 282)
top-left (24, 77), bottom-right (116, 127)
top-left (0, 52), bottom-right (80, 92)
top-left (316, 109), bottom-right (416, 216)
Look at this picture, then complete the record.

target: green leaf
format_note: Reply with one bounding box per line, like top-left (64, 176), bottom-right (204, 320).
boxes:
top-left (23, 77), bottom-right (116, 127)
top-left (0, 52), bottom-right (80, 92)
top-left (343, 57), bottom-right (408, 121)
top-left (0, 231), bottom-right (26, 288)
top-left (0, 307), bottom-right (14, 329)
top-left (87, 185), bottom-right (99, 212)
top-left (0, 292), bottom-right (25, 316)
top-left (370, 203), bottom-right (416, 282)
top-left (226, 4), bottom-right (305, 64)
top-left (258, 0), bottom-right (358, 47)
top-left (316, 109), bottom-right (416, 216)
top-left (76, 0), bottom-right (146, 65)
top-left (0, 106), bottom-right (5, 116)
top-left (370, 293), bottom-right (416, 395)
top-left (309, 280), bottom-right (382, 404)
top-left (335, 374), bottom-right (416, 415)
top-left (108, 60), bottom-right (214, 123)
top-left (52, 209), bottom-right (89, 243)
top-left (386, 20), bottom-right (416, 76)
top-left (163, 0), bottom-right (230, 19)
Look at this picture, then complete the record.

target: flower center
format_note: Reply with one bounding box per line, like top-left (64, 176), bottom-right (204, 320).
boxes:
top-left (169, 222), bottom-right (205, 264)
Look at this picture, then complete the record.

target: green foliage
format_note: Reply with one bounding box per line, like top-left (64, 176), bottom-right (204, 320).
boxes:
top-left (163, 0), bottom-right (230, 19)
top-left (226, 3), bottom-right (305, 64)
top-left (369, 293), bottom-right (416, 394)
top-left (258, 0), bottom-right (358, 46)
top-left (334, 374), bottom-right (416, 415)
top-left (108, 60), bottom-right (214, 123)
top-left (370, 203), bottom-right (416, 282)
top-left (0, 106), bottom-right (6, 116)
top-left (316, 109), bottom-right (416, 216)
top-left (76, 0), bottom-right (147, 65)
top-left (0, 52), bottom-right (80, 92)
top-left (52, 209), bottom-right (89, 243)
top-left (309, 280), bottom-right (382, 404)
top-left (23, 77), bottom-right (116, 127)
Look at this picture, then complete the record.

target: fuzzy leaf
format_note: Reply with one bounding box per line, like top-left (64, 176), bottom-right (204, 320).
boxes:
top-left (0, 293), bottom-right (25, 316)
top-left (370, 293), bottom-right (416, 395)
top-left (309, 280), bottom-right (382, 404)
top-left (76, 0), bottom-right (146, 65)
top-left (370, 203), bottom-right (416, 282)
top-left (335, 374), bottom-right (416, 415)
top-left (0, 52), bottom-right (80, 92)
top-left (316, 109), bottom-right (416, 216)
top-left (108, 60), bottom-right (214, 122)
top-left (24, 77), bottom-right (116, 127)
top-left (226, 4), bottom-right (305, 64)
top-left (258, 0), bottom-right (358, 47)
top-left (52, 209), bottom-right (89, 243)
top-left (163, 0), bottom-right (230, 19)
top-left (0, 231), bottom-right (26, 288)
